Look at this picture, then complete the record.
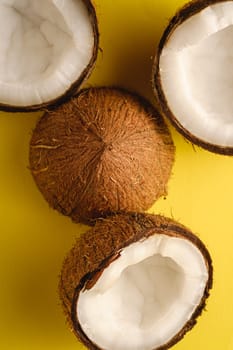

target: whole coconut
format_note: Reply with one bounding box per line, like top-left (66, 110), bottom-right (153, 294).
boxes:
top-left (29, 87), bottom-right (175, 224)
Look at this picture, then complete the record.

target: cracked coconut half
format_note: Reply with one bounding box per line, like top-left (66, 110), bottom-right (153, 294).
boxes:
top-left (0, 0), bottom-right (98, 111)
top-left (59, 213), bottom-right (213, 350)
top-left (153, 0), bottom-right (233, 154)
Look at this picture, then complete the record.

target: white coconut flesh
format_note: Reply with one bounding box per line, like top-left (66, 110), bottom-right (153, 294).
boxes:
top-left (0, 0), bottom-right (94, 106)
top-left (159, 1), bottom-right (233, 147)
top-left (77, 234), bottom-right (209, 350)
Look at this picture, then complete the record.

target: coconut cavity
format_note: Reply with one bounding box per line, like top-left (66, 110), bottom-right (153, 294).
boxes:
top-left (77, 235), bottom-right (208, 350)
top-left (29, 87), bottom-right (175, 224)
top-left (59, 213), bottom-right (212, 350)
top-left (154, 0), bottom-right (233, 153)
top-left (0, 0), bottom-right (98, 109)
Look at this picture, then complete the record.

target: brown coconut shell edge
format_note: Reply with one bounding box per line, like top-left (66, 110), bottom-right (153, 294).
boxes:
top-left (0, 0), bottom-right (99, 113)
top-left (59, 212), bottom-right (213, 350)
top-left (152, 0), bottom-right (233, 155)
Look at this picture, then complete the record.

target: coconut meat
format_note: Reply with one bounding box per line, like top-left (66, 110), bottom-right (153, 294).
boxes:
top-left (77, 234), bottom-right (209, 350)
top-left (0, 0), bottom-right (94, 106)
top-left (159, 1), bottom-right (233, 146)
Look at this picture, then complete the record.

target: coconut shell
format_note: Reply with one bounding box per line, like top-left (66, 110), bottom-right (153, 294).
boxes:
top-left (153, 0), bottom-right (232, 155)
top-left (59, 212), bottom-right (213, 350)
top-left (0, 0), bottom-right (99, 112)
top-left (29, 87), bottom-right (175, 225)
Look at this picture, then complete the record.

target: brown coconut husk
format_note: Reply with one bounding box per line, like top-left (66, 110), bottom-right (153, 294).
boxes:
top-left (29, 87), bottom-right (175, 225)
top-left (59, 212), bottom-right (213, 350)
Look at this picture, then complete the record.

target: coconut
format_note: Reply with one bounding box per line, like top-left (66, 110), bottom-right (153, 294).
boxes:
top-left (59, 212), bottom-right (213, 350)
top-left (153, 0), bottom-right (233, 154)
top-left (29, 87), bottom-right (175, 224)
top-left (0, 0), bottom-right (98, 112)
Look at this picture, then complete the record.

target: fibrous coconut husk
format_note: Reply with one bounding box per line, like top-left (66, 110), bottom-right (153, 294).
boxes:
top-left (30, 87), bottom-right (175, 224)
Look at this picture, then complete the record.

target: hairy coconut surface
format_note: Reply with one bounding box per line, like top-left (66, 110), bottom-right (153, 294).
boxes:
top-left (59, 212), bottom-right (213, 350)
top-left (153, 0), bottom-right (233, 154)
top-left (0, 0), bottom-right (98, 112)
top-left (29, 87), bottom-right (175, 224)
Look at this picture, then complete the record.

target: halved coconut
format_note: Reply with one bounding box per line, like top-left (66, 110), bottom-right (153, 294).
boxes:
top-left (0, 0), bottom-right (98, 112)
top-left (153, 0), bottom-right (233, 154)
top-left (29, 87), bottom-right (175, 225)
top-left (59, 212), bottom-right (213, 350)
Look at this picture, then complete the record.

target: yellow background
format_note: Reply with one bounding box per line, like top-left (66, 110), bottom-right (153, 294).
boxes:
top-left (0, 0), bottom-right (232, 349)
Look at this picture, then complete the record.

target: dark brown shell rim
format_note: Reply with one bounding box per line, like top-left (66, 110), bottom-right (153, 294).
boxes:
top-left (153, 0), bottom-right (233, 155)
top-left (70, 214), bottom-right (213, 350)
top-left (0, 0), bottom-right (99, 113)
